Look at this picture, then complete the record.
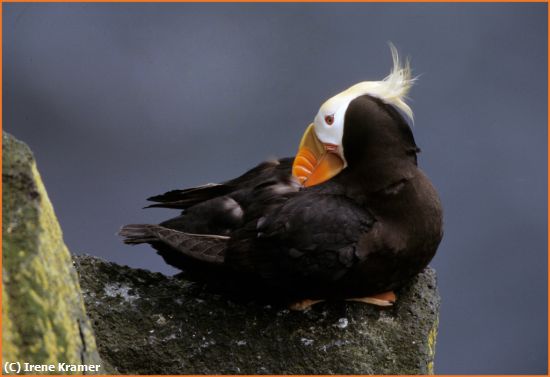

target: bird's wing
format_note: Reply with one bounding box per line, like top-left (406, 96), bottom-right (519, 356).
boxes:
top-left (146, 158), bottom-right (293, 209)
top-left (146, 183), bottom-right (233, 209)
top-left (227, 191), bottom-right (376, 283)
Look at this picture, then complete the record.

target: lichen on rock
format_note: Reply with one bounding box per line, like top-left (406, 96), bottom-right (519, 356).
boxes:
top-left (2, 132), bottom-right (102, 374)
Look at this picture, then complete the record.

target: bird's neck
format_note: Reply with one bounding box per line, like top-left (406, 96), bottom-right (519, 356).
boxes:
top-left (350, 156), bottom-right (418, 195)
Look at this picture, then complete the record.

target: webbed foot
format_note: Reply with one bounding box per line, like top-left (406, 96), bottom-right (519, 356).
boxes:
top-left (289, 298), bottom-right (325, 311)
top-left (346, 291), bottom-right (396, 307)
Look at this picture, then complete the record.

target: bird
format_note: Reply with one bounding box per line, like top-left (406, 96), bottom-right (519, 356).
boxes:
top-left (119, 46), bottom-right (443, 310)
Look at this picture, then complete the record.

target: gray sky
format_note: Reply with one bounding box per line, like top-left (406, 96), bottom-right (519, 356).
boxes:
top-left (4, 3), bottom-right (547, 374)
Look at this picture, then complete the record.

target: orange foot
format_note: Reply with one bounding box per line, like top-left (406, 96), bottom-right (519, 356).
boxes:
top-left (288, 298), bottom-right (325, 311)
top-left (346, 291), bottom-right (396, 307)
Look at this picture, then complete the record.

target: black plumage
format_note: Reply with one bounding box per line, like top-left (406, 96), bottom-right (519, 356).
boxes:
top-left (120, 94), bottom-right (443, 306)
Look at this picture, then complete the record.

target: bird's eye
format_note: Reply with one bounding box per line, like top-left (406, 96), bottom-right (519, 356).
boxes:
top-left (324, 115), bottom-right (334, 126)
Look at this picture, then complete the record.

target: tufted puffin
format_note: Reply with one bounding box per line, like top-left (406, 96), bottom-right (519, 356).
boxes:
top-left (119, 46), bottom-right (443, 310)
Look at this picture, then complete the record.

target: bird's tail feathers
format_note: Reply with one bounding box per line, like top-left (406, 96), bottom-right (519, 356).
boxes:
top-left (118, 224), bottom-right (227, 264)
top-left (119, 224), bottom-right (160, 244)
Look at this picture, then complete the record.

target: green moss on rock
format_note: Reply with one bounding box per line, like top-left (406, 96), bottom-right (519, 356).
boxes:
top-left (2, 133), bottom-right (102, 374)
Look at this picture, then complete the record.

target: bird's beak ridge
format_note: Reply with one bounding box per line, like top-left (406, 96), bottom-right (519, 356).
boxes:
top-left (292, 123), bottom-right (345, 187)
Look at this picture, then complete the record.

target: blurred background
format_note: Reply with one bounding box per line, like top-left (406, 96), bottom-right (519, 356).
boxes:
top-left (3, 3), bottom-right (547, 374)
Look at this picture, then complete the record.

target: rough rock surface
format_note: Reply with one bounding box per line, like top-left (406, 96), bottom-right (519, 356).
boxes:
top-left (2, 132), bottom-right (102, 373)
top-left (74, 254), bottom-right (440, 374)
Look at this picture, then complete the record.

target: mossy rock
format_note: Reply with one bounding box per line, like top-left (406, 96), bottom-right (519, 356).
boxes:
top-left (2, 133), bottom-right (102, 374)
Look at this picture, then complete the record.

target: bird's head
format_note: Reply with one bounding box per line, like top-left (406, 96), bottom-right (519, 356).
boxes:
top-left (292, 45), bottom-right (418, 187)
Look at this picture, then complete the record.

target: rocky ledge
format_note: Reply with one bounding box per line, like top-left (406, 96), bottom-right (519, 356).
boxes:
top-left (74, 254), bottom-right (440, 374)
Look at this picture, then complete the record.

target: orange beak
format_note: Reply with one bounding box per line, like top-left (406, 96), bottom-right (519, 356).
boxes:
top-left (292, 124), bottom-right (345, 187)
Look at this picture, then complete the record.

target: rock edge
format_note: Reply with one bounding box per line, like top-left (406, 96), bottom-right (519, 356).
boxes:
top-left (75, 254), bottom-right (439, 374)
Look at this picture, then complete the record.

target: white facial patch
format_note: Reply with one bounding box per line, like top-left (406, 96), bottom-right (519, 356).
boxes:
top-left (312, 44), bottom-right (415, 163)
top-left (313, 92), bottom-right (357, 159)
